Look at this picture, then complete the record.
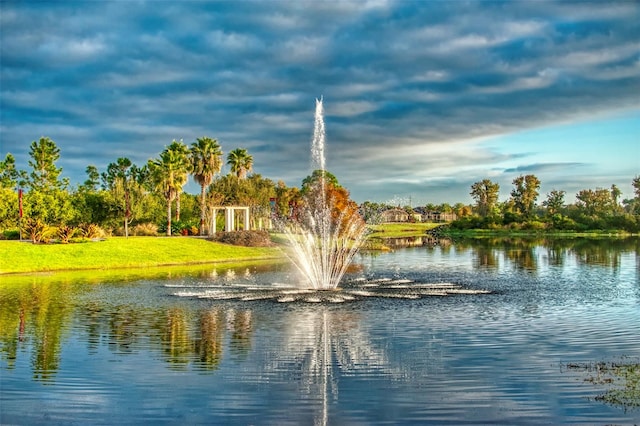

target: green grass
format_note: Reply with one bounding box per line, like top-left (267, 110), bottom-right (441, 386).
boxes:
top-left (440, 228), bottom-right (636, 238)
top-left (0, 237), bottom-right (283, 274)
top-left (366, 222), bottom-right (441, 238)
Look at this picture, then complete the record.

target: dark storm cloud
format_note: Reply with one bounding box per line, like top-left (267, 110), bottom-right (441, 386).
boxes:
top-left (1, 0), bottom-right (638, 203)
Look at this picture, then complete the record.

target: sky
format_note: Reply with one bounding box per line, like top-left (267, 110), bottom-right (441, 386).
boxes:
top-left (1, 0), bottom-right (639, 206)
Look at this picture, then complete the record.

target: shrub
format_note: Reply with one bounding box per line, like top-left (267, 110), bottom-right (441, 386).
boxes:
top-left (57, 225), bottom-right (76, 244)
top-left (1, 229), bottom-right (20, 240)
top-left (522, 220), bottom-right (547, 231)
top-left (79, 223), bottom-right (104, 239)
top-left (132, 222), bottom-right (159, 236)
top-left (158, 220), bottom-right (199, 236)
top-left (24, 218), bottom-right (54, 244)
top-left (210, 230), bottom-right (274, 247)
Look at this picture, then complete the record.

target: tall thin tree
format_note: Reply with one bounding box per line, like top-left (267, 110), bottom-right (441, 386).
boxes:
top-left (190, 137), bottom-right (223, 235)
top-left (149, 141), bottom-right (190, 236)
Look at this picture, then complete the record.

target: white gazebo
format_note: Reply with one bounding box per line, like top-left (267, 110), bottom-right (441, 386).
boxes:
top-left (209, 206), bottom-right (250, 234)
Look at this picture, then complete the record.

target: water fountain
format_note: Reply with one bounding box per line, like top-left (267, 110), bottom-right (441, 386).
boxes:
top-left (170, 98), bottom-right (490, 302)
top-left (282, 97), bottom-right (368, 290)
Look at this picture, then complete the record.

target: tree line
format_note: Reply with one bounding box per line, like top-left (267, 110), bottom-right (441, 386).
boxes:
top-left (362, 174), bottom-right (640, 232)
top-left (0, 136), bottom-right (301, 241)
top-left (1, 137), bottom-right (639, 241)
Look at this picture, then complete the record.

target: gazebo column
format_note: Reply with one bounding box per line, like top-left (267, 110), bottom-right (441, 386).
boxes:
top-left (225, 208), bottom-right (234, 232)
top-left (210, 207), bottom-right (217, 235)
top-left (243, 207), bottom-right (250, 230)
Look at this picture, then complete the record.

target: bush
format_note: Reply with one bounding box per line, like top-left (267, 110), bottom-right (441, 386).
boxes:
top-left (1, 229), bottom-right (20, 240)
top-left (210, 230), bottom-right (274, 247)
top-left (24, 218), bottom-right (54, 244)
top-left (158, 220), bottom-right (198, 235)
top-left (522, 220), bottom-right (547, 231)
top-left (132, 222), bottom-right (159, 236)
top-left (57, 225), bottom-right (76, 244)
top-left (79, 223), bottom-right (105, 239)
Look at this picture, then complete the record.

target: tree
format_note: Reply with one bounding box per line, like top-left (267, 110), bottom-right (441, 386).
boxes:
top-left (610, 184), bottom-right (623, 215)
top-left (82, 165), bottom-right (100, 192)
top-left (190, 137), bottom-right (223, 235)
top-left (627, 176), bottom-right (640, 214)
top-left (575, 188), bottom-right (614, 216)
top-left (27, 137), bottom-right (65, 192)
top-left (298, 169), bottom-right (361, 236)
top-left (0, 154), bottom-right (20, 229)
top-left (0, 153), bottom-right (22, 189)
top-left (148, 141), bottom-right (191, 236)
top-left (167, 141), bottom-right (191, 221)
top-left (470, 179), bottom-right (500, 217)
top-left (542, 189), bottom-right (565, 216)
top-left (22, 137), bottom-right (75, 225)
top-left (102, 158), bottom-right (148, 238)
top-left (301, 169), bottom-right (340, 195)
top-left (227, 148), bottom-right (253, 179)
top-left (510, 174), bottom-right (540, 218)
top-left (633, 176), bottom-right (640, 199)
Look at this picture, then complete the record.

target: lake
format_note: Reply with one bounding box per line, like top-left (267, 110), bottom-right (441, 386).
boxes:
top-left (1, 237), bottom-right (639, 425)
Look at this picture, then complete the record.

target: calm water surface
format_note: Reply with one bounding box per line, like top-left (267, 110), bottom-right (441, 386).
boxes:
top-left (1, 237), bottom-right (639, 425)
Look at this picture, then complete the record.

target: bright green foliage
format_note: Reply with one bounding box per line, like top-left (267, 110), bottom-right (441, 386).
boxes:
top-left (0, 153), bottom-right (22, 189)
top-left (274, 180), bottom-right (300, 219)
top-left (82, 165), bottom-right (100, 192)
top-left (470, 179), bottom-right (500, 217)
top-left (148, 141), bottom-right (191, 235)
top-left (0, 188), bottom-right (18, 230)
top-left (301, 169), bottom-right (340, 195)
top-left (542, 189), bottom-right (566, 216)
top-left (227, 148), bottom-right (253, 179)
top-left (510, 174), bottom-right (540, 218)
top-left (27, 137), bottom-right (65, 192)
top-left (576, 188), bottom-right (615, 216)
top-left (209, 174), bottom-right (275, 229)
top-left (101, 158), bottom-right (149, 237)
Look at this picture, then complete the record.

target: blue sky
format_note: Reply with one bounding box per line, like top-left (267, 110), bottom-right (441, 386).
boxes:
top-left (1, 0), bottom-right (638, 205)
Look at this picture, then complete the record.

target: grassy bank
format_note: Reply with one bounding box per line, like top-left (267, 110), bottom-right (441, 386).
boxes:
top-left (439, 228), bottom-right (637, 238)
top-left (0, 237), bottom-right (283, 275)
top-left (366, 222), bottom-right (441, 238)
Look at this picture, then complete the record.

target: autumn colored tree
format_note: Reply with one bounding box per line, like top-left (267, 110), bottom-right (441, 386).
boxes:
top-left (298, 170), bottom-right (363, 236)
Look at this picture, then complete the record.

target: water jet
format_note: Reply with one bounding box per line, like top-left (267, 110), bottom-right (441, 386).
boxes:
top-left (282, 98), bottom-right (367, 290)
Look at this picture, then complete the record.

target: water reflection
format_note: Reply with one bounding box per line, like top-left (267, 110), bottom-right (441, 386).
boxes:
top-left (442, 237), bottom-right (638, 272)
top-left (1, 238), bottom-right (639, 424)
top-left (0, 280), bottom-right (78, 381)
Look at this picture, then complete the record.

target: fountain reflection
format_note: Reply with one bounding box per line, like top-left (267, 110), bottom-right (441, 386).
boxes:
top-left (271, 307), bottom-right (407, 426)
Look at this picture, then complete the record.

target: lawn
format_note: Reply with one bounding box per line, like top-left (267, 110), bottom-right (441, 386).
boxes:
top-left (0, 237), bottom-right (283, 274)
top-left (366, 222), bottom-right (441, 238)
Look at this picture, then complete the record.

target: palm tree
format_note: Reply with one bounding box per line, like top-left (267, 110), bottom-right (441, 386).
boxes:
top-left (190, 137), bottom-right (223, 235)
top-left (227, 148), bottom-right (253, 179)
top-left (149, 140), bottom-right (190, 236)
top-left (168, 140), bottom-right (190, 222)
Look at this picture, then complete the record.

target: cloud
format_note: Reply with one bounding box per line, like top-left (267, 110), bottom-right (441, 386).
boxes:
top-left (502, 162), bottom-right (586, 174)
top-left (1, 0), bottom-right (638, 204)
